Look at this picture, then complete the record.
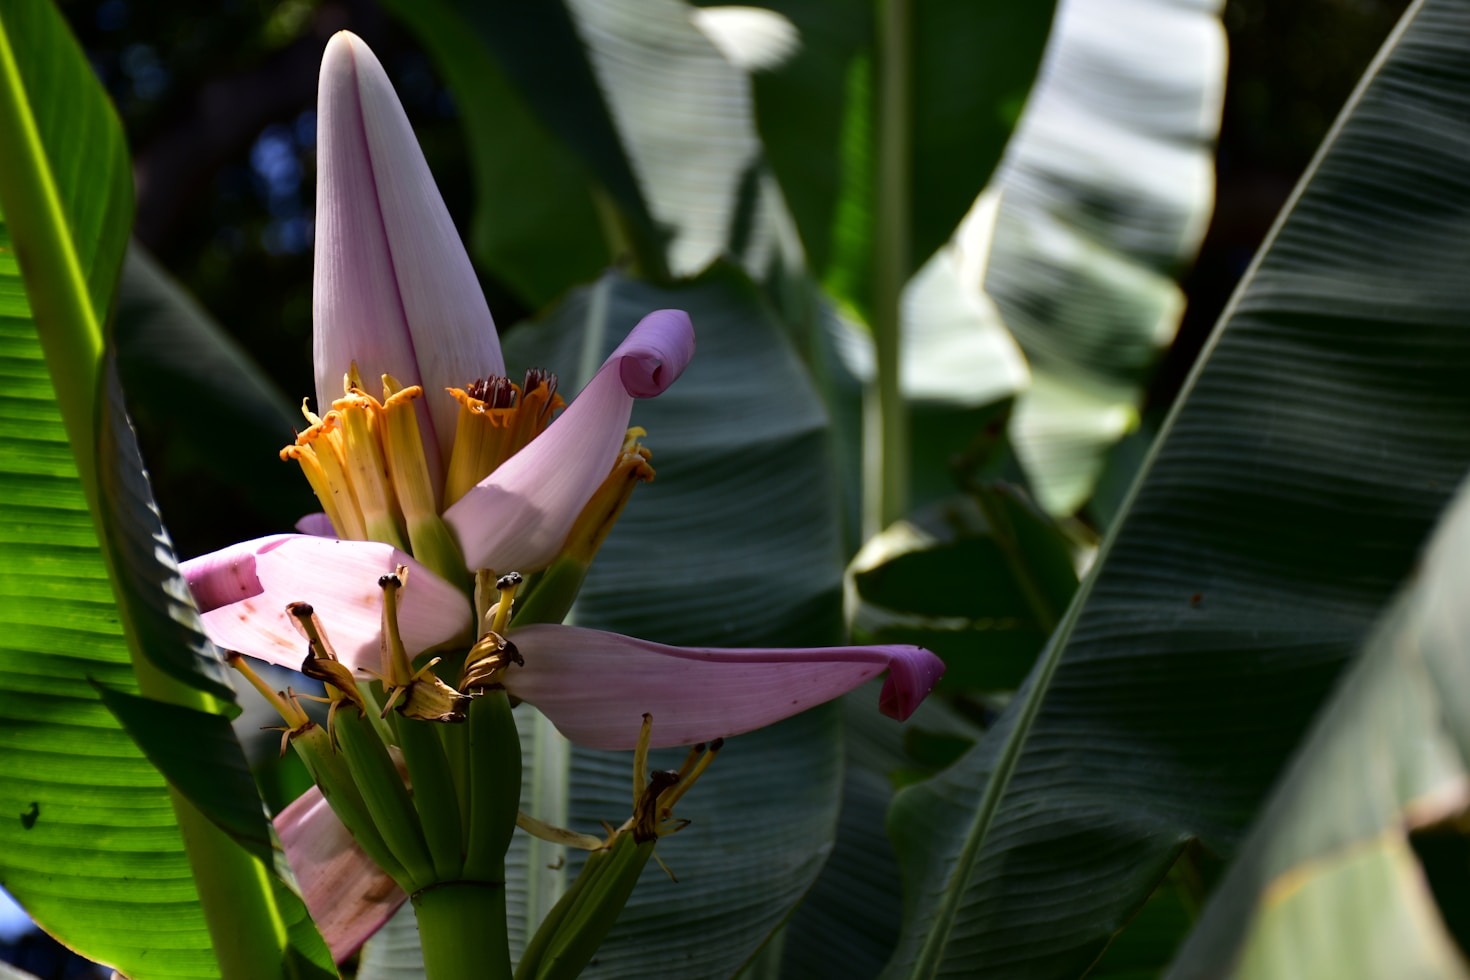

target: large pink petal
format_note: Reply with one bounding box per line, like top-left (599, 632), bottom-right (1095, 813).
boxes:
top-left (182, 535), bottom-right (473, 671)
top-left (443, 310), bottom-right (694, 574)
top-left (276, 786), bottom-right (404, 962)
top-left (315, 31), bottom-right (503, 474)
top-left (503, 625), bottom-right (944, 749)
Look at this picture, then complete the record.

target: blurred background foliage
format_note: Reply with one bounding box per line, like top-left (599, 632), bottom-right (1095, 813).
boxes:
top-left (53, 0), bottom-right (1408, 560)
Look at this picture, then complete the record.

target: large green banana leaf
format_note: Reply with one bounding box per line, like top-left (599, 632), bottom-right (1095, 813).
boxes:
top-left (0, 1), bottom-right (214, 972)
top-left (879, 0), bottom-right (1470, 974)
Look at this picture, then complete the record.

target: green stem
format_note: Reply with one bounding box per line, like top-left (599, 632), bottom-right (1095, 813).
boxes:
top-left (413, 880), bottom-right (512, 980)
top-left (518, 834), bottom-right (653, 980)
top-left (872, 0), bottom-right (913, 532)
top-left (170, 789), bottom-right (295, 979)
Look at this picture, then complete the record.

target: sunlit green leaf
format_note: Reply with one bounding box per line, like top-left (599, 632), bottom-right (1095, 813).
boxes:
top-left (0, 2), bottom-right (329, 973)
top-left (0, 1), bottom-right (216, 971)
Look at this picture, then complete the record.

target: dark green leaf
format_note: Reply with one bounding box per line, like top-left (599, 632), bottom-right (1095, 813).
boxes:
top-left (881, 0), bottom-right (1470, 974)
top-left (97, 361), bottom-right (235, 701)
top-left (747, 0), bottom-right (1055, 311)
top-left (1170, 470), bottom-right (1470, 978)
top-left (377, 0), bottom-right (610, 309)
top-left (502, 266), bottom-right (848, 977)
top-left (851, 488), bottom-right (1077, 695)
top-left (114, 243), bottom-right (310, 535)
top-left (780, 693), bottom-right (980, 980)
top-left (432, 0), bottom-right (667, 277)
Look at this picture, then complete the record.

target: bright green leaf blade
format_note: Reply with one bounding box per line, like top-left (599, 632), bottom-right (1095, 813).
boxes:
top-left (96, 687), bottom-right (278, 868)
top-left (502, 265), bottom-right (848, 976)
top-left (976, 0), bottom-right (1226, 514)
top-left (0, 257), bottom-right (213, 975)
top-left (0, 3), bottom-right (219, 973)
top-left (1169, 468), bottom-right (1470, 979)
top-left (376, 0), bottom-right (610, 309)
top-left (881, 0), bottom-right (1470, 974)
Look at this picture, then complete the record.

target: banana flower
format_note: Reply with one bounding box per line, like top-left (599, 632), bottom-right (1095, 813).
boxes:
top-left (181, 31), bottom-right (943, 960)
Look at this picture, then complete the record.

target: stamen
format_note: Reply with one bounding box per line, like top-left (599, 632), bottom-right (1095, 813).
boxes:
top-left (558, 428), bottom-right (654, 564)
top-left (459, 630), bottom-right (522, 691)
top-left (504, 369), bottom-right (563, 460)
top-left (227, 651), bottom-right (313, 756)
top-left (651, 850), bottom-right (680, 882)
top-left (442, 369), bottom-right (565, 509)
top-left (514, 811), bottom-right (604, 851)
top-left (474, 569), bottom-right (499, 631)
top-left (286, 601), bottom-right (365, 720)
top-left (378, 568), bottom-right (470, 722)
top-left (333, 389), bottom-right (408, 550)
top-left (489, 572), bottom-right (522, 635)
top-left (657, 738), bottom-right (724, 814)
top-left (284, 411), bottom-right (368, 540)
top-left (285, 601), bottom-right (341, 661)
top-left (379, 378), bottom-right (438, 523)
top-left (378, 570), bottom-right (414, 689)
top-left (633, 770), bottom-right (682, 843)
top-left (379, 376), bottom-right (466, 582)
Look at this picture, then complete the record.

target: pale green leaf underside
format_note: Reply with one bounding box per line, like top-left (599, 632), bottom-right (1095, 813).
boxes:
top-left (978, 0), bottom-right (1226, 514)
